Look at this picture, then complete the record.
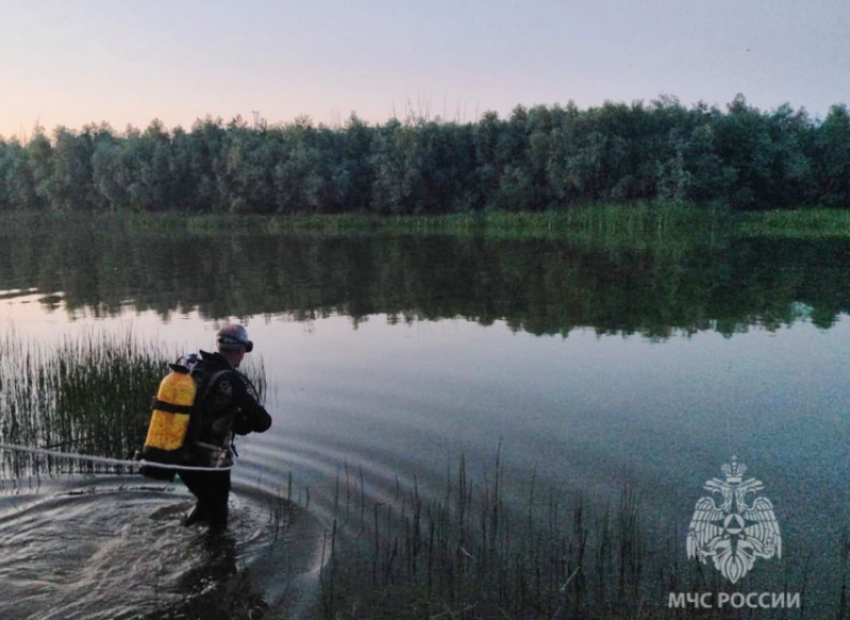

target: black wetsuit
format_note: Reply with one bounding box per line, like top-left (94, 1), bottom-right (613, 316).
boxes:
top-left (179, 350), bottom-right (272, 527)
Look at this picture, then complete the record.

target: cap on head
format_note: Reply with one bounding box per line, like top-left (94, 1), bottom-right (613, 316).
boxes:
top-left (216, 324), bottom-right (254, 353)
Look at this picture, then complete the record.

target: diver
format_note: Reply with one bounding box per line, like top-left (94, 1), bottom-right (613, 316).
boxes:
top-left (176, 324), bottom-right (272, 528)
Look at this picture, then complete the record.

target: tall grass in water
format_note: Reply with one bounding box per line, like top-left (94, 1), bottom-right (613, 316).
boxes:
top-left (181, 202), bottom-right (730, 249)
top-left (0, 330), bottom-right (165, 477)
top-left (0, 330), bottom-right (266, 479)
top-left (734, 209), bottom-right (850, 239)
top-left (311, 452), bottom-right (657, 620)
top-left (307, 448), bottom-right (818, 620)
top-left (3, 205), bottom-right (729, 248)
top-left (10, 206), bottom-right (850, 243)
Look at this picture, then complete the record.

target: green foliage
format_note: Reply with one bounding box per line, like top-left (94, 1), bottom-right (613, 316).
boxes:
top-left (816, 105), bottom-right (850, 206)
top-left (1, 95), bottom-right (849, 214)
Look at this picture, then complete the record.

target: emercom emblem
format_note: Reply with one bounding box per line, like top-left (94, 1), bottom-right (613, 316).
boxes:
top-left (687, 457), bottom-right (782, 583)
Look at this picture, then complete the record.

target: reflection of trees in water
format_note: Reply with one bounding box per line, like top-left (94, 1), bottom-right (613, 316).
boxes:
top-left (1, 220), bottom-right (849, 336)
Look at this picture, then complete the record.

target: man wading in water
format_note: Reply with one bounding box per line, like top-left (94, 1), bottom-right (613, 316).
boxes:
top-left (179, 324), bottom-right (272, 528)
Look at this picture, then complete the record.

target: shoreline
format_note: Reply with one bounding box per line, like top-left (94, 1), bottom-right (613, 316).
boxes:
top-left (3, 205), bottom-right (850, 239)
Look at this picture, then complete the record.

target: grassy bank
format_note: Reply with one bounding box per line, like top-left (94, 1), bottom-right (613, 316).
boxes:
top-left (112, 202), bottom-right (728, 239)
top-left (4, 204), bottom-right (850, 241)
top-left (188, 205), bottom-right (850, 241)
top-left (734, 208), bottom-right (850, 239)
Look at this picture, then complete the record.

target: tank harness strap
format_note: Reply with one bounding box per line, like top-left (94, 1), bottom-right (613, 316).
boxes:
top-left (204, 370), bottom-right (231, 399)
top-left (194, 370), bottom-right (231, 411)
top-left (184, 369), bottom-right (231, 441)
top-left (150, 397), bottom-right (195, 415)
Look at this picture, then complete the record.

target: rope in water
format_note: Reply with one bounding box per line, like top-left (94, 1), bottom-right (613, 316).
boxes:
top-left (0, 443), bottom-right (234, 472)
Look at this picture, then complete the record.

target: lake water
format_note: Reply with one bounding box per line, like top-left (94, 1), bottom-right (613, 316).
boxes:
top-left (1, 217), bottom-right (849, 618)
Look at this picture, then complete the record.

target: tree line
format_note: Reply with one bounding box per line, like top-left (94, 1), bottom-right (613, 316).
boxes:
top-left (1, 94), bottom-right (849, 214)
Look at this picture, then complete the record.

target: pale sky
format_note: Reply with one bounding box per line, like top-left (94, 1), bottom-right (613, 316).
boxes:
top-left (1, 0), bottom-right (848, 139)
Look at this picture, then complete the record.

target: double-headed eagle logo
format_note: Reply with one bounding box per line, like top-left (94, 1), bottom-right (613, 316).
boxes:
top-left (687, 457), bottom-right (782, 583)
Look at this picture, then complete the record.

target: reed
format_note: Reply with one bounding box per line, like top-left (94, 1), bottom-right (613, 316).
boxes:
top-left (303, 449), bottom-right (822, 620)
top-left (0, 329), bottom-right (165, 477)
top-left (0, 203), bottom-right (729, 237)
top-left (308, 451), bottom-right (660, 620)
top-left (0, 330), bottom-right (267, 479)
top-left (176, 202), bottom-right (731, 247)
top-left (734, 208), bottom-right (850, 239)
top-left (6, 206), bottom-right (850, 243)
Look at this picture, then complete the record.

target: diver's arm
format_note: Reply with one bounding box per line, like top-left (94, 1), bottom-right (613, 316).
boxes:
top-left (231, 372), bottom-right (272, 434)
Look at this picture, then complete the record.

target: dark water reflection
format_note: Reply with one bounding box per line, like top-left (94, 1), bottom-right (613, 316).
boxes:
top-left (1, 217), bottom-right (849, 335)
top-left (2, 217), bottom-right (850, 617)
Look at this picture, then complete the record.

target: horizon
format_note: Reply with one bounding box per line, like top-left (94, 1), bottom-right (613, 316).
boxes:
top-left (2, 0), bottom-right (848, 141)
top-left (3, 92), bottom-right (847, 143)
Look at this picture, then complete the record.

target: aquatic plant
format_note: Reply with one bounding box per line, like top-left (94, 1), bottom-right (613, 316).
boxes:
top-left (304, 449), bottom-right (742, 620)
top-left (734, 208), bottom-right (850, 239)
top-left (300, 446), bottom-right (828, 620)
top-left (0, 330), bottom-right (266, 478)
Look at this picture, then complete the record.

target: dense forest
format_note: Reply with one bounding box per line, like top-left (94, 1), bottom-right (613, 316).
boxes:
top-left (1, 95), bottom-right (849, 214)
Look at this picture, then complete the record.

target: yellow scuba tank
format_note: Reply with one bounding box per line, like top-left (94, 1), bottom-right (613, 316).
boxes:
top-left (143, 363), bottom-right (197, 458)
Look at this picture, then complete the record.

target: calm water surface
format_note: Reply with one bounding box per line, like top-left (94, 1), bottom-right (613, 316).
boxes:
top-left (1, 218), bottom-right (849, 617)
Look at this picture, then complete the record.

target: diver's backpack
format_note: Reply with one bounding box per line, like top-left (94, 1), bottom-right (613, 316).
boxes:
top-left (139, 353), bottom-right (226, 479)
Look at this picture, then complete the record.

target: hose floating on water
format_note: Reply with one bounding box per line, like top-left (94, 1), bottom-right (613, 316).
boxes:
top-left (0, 443), bottom-right (235, 472)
